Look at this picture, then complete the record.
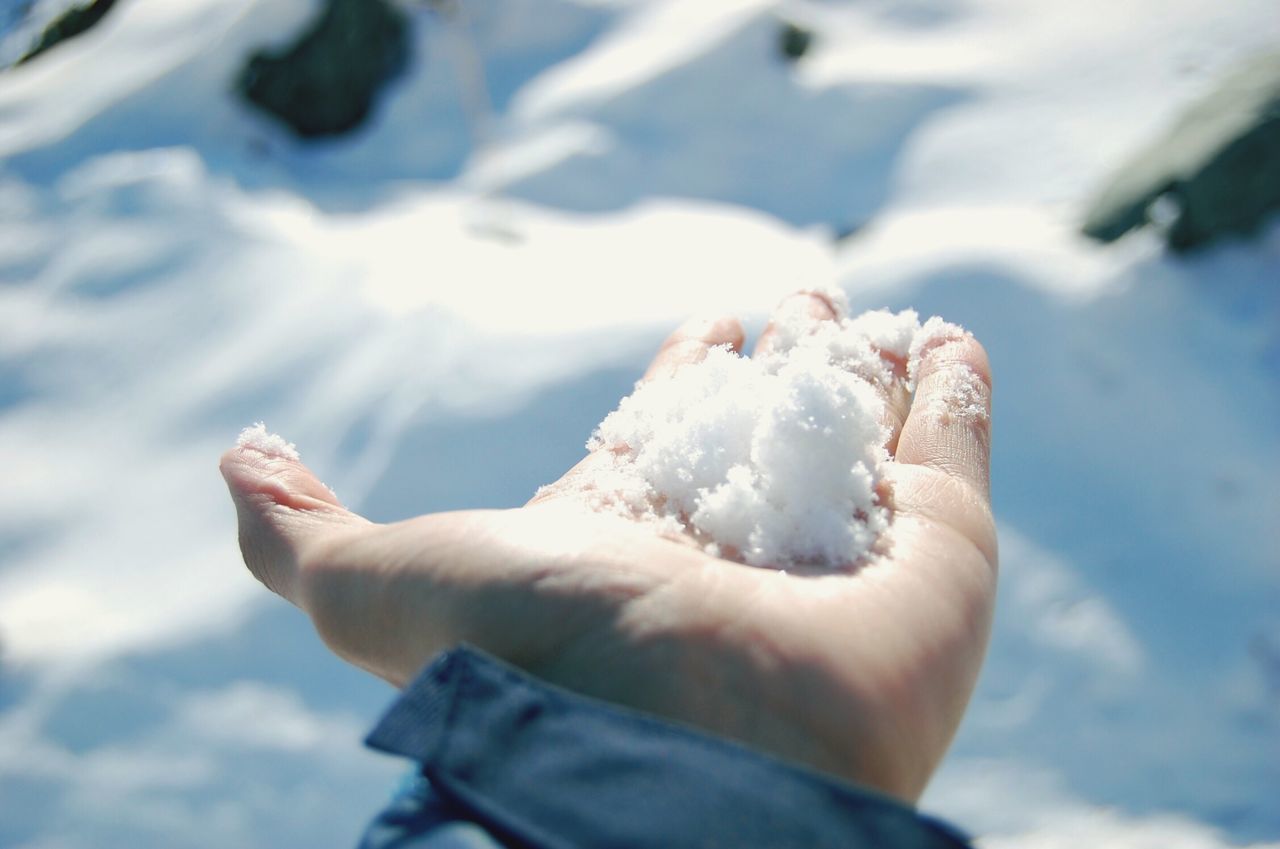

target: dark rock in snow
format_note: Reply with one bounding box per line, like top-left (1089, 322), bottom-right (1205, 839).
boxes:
top-left (778, 21), bottom-right (813, 63)
top-left (1083, 51), bottom-right (1280, 252)
top-left (237, 0), bottom-right (410, 139)
top-left (15, 0), bottom-right (118, 66)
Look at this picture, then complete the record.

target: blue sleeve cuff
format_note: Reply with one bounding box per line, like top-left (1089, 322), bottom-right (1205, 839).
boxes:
top-left (360, 644), bottom-right (972, 849)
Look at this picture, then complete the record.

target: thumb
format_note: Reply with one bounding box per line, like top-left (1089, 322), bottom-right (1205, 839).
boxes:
top-left (219, 424), bottom-right (368, 605)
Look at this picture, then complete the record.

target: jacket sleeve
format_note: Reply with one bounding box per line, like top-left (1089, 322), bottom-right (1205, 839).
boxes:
top-left (357, 645), bottom-right (972, 849)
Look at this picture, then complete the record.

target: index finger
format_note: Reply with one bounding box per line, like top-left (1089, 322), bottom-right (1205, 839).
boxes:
top-left (893, 333), bottom-right (993, 497)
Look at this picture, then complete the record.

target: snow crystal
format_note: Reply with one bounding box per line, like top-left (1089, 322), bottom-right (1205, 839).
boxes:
top-left (236, 422), bottom-right (300, 461)
top-left (574, 308), bottom-right (978, 570)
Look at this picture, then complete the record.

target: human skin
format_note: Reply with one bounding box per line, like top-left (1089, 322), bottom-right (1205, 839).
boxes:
top-left (220, 292), bottom-right (996, 803)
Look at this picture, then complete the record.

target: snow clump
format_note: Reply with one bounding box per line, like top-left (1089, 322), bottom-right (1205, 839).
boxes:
top-left (574, 299), bottom-right (974, 571)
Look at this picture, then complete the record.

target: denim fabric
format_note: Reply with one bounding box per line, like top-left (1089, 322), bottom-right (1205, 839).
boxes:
top-left (359, 645), bottom-right (971, 849)
top-left (359, 771), bottom-right (505, 849)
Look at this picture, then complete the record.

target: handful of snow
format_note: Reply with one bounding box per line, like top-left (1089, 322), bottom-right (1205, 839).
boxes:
top-left (567, 302), bottom-right (974, 571)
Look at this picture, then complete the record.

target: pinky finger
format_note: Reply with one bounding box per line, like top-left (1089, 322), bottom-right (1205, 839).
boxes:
top-left (894, 333), bottom-right (993, 498)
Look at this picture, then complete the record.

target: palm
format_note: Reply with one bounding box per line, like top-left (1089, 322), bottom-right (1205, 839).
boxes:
top-left (222, 294), bottom-right (995, 803)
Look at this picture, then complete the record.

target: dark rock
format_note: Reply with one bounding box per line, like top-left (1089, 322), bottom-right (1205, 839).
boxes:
top-left (778, 21), bottom-right (813, 63)
top-left (1083, 51), bottom-right (1280, 252)
top-left (15, 0), bottom-right (118, 66)
top-left (237, 0), bottom-right (411, 139)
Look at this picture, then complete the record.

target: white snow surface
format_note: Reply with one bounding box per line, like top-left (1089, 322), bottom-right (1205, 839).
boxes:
top-left (0, 0), bottom-right (1277, 847)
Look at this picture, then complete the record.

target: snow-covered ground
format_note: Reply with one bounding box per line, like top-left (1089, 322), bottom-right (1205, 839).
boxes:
top-left (0, 0), bottom-right (1277, 846)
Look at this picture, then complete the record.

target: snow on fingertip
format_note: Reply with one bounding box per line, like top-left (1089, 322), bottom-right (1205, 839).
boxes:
top-left (906, 316), bottom-right (973, 385)
top-left (236, 422), bottom-right (301, 461)
top-left (915, 364), bottom-right (991, 425)
top-left (808, 284), bottom-right (851, 318)
top-left (906, 318), bottom-right (989, 424)
top-left (582, 307), bottom-right (971, 570)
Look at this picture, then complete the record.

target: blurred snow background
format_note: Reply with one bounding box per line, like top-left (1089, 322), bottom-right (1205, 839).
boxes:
top-left (0, 0), bottom-right (1277, 846)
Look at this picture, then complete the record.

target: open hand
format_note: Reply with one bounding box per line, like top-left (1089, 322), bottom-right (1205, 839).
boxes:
top-left (220, 292), bottom-right (996, 802)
